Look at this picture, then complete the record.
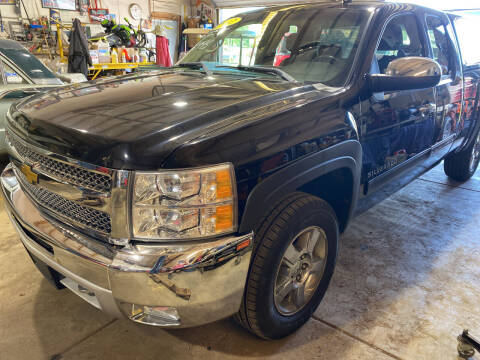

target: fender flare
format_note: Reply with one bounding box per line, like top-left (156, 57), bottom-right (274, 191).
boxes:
top-left (239, 140), bottom-right (363, 233)
top-left (457, 77), bottom-right (480, 153)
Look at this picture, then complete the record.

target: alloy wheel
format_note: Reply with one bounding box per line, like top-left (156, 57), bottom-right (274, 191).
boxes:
top-left (469, 132), bottom-right (480, 173)
top-left (274, 226), bottom-right (327, 316)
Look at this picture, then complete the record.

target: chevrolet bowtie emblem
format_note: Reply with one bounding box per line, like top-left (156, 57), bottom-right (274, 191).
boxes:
top-left (20, 164), bottom-right (38, 185)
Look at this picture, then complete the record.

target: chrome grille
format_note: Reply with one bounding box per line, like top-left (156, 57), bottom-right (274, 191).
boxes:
top-left (15, 167), bottom-right (112, 235)
top-left (8, 132), bottom-right (112, 193)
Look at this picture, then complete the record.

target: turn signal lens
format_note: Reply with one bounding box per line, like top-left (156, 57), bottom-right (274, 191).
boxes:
top-left (215, 205), bottom-right (234, 231)
top-left (215, 170), bottom-right (233, 199)
top-left (132, 164), bottom-right (237, 241)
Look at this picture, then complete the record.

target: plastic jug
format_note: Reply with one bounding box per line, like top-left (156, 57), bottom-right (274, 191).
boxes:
top-left (120, 46), bottom-right (126, 63)
top-left (110, 48), bottom-right (118, 64)
top-left (97, 40), bottom-right (110, 63)
top-left (89, 49), bottom-right (99, 64)
top-left (140, 49), bottom-right (148, 63)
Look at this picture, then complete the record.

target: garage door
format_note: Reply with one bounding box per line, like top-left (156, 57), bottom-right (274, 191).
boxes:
top-left (215, 0), bottom-right (305, 7)
top-left (215, 0), bottom-right (480, 9)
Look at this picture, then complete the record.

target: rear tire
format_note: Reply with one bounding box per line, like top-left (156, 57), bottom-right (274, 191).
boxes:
top-left (235, 192), bottom-right (338, 339)
top-left (444, 131), bottom-right (480, 181)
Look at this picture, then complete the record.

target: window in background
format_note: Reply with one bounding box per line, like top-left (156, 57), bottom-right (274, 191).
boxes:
top-left (219, 8), bottom-right (264, 23)
top-left (452, 14), bottom-right (480, 66)
top-left (388, 0), bottom-right (478, 11)
top-left (220, 24), bottom-right (263, 66)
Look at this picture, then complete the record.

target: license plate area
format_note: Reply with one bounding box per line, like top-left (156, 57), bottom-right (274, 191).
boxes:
top-left (27, 247), bottom-right (102, 310)
top-left (59, 277), bottom-right (101, 309)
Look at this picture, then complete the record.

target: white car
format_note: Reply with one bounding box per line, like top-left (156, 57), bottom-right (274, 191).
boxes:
top-left (0, 39), bottom-right (86, 154)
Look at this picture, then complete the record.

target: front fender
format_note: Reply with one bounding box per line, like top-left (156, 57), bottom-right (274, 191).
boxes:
top-left (239, 140), bottom-right (362, 233)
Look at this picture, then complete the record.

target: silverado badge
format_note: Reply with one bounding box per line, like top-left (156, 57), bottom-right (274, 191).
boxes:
top-left (20, 164), bottom-right (38, 185)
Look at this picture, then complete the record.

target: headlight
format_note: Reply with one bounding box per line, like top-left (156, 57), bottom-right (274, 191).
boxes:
top-left (132, 163), bottom-right (237, 240)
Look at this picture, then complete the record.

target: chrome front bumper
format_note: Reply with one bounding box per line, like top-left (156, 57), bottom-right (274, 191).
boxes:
top-left (1, 164), bottom-right (253, 328)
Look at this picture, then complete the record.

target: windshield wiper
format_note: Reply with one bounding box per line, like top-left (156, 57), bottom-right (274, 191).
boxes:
top-left (176, 62), bottom-right (213, 77)
top-left (215, 65), bottom-right (297, 83)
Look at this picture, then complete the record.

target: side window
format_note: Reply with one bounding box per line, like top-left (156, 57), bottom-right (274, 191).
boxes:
top-left (426, 16), bottom-right (453, 76)
top-left (375, 14), bottom-right (425, 74)
top-left (2, 62), bottom-right (26, 84)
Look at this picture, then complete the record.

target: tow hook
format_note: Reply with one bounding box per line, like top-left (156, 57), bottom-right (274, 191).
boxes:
top-left (457, 330), bottom-right (480, 359)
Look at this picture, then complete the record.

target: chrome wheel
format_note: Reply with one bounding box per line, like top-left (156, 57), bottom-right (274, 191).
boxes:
top-left (469, 132), bottom-right (480, 173)
top-left (274, 226), bottom-right (327, 316)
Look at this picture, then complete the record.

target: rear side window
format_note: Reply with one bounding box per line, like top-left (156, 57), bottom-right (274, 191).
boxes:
top-left (2, 62), bottom-right (26, 84)
top-left (426, 16), bottom-right (453, 75)
top-left (375, 14), bottom-right (425, 74)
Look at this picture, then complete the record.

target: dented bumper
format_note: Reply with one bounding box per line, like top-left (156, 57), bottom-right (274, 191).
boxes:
top-left (1, 163), bottom-right (253, 328)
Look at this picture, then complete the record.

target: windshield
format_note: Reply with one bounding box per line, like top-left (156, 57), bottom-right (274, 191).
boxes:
top-left (0, 48), bottom-right (62, 85)
top-left (179, 6), bottom-right (369, 86)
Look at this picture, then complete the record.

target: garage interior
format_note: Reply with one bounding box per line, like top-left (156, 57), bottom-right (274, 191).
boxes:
top-left (0, 0), bottom-right (480, 359)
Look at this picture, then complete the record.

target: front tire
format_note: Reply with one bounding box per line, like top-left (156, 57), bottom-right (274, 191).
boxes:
top-left (235, 193), bottom-right (338, 339)
top-left (444, 131), bottom-right (480, 181)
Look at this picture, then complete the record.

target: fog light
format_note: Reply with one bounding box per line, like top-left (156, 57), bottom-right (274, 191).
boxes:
top-left (126, 304), bottom-right (181, 326)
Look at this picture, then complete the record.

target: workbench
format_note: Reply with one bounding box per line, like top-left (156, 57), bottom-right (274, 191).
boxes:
top-left (88, 62), bottom-right (155, 80)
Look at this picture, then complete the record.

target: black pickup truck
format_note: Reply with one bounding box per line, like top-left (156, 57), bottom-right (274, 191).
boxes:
top-left (2, 1), bottom-right (479, 339)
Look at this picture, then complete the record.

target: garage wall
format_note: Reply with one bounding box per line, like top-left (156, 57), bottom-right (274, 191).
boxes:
top-left (0, 1), bottom-right (149, 26)
top-left (151, 0), bottom-right (183, 14)
top-left (0, 0), bottom-right (189, 26)
top-left (0, 2), bottom-right (87, 22)
top-left (102, 0), bottom-right (151, 25)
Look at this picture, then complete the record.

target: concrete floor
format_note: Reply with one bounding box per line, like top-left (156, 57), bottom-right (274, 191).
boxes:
top-left (1, 162), bottom-right (479, 360)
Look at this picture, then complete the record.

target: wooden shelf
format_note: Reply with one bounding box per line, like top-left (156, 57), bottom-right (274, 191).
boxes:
top-left (183, 28), bottom-right (212, 35)
top-left (88, 62), bottom-right (155, 80)
top-left (89, 62), bottom-right (154, 70)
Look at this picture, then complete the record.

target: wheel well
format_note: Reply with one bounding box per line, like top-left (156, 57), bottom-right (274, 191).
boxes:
top-left (298, 168), bottom-right (353, 232)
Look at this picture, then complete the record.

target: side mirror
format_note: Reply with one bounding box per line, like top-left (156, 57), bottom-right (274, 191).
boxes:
top-left (367, 57), bottom-right (442, 93)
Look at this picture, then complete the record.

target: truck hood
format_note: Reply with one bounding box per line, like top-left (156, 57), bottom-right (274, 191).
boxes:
top-left (8, 70), bottom-right (323, 169)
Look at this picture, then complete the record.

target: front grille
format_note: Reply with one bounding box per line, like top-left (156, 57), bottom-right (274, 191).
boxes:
top-left (16, 167), bottom-right (112, 235)
top-left (8, 133), bottom-right (112, 193)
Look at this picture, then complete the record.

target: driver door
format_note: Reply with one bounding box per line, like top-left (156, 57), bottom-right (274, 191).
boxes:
top-left (360, 13), bottom-right (437, 191)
